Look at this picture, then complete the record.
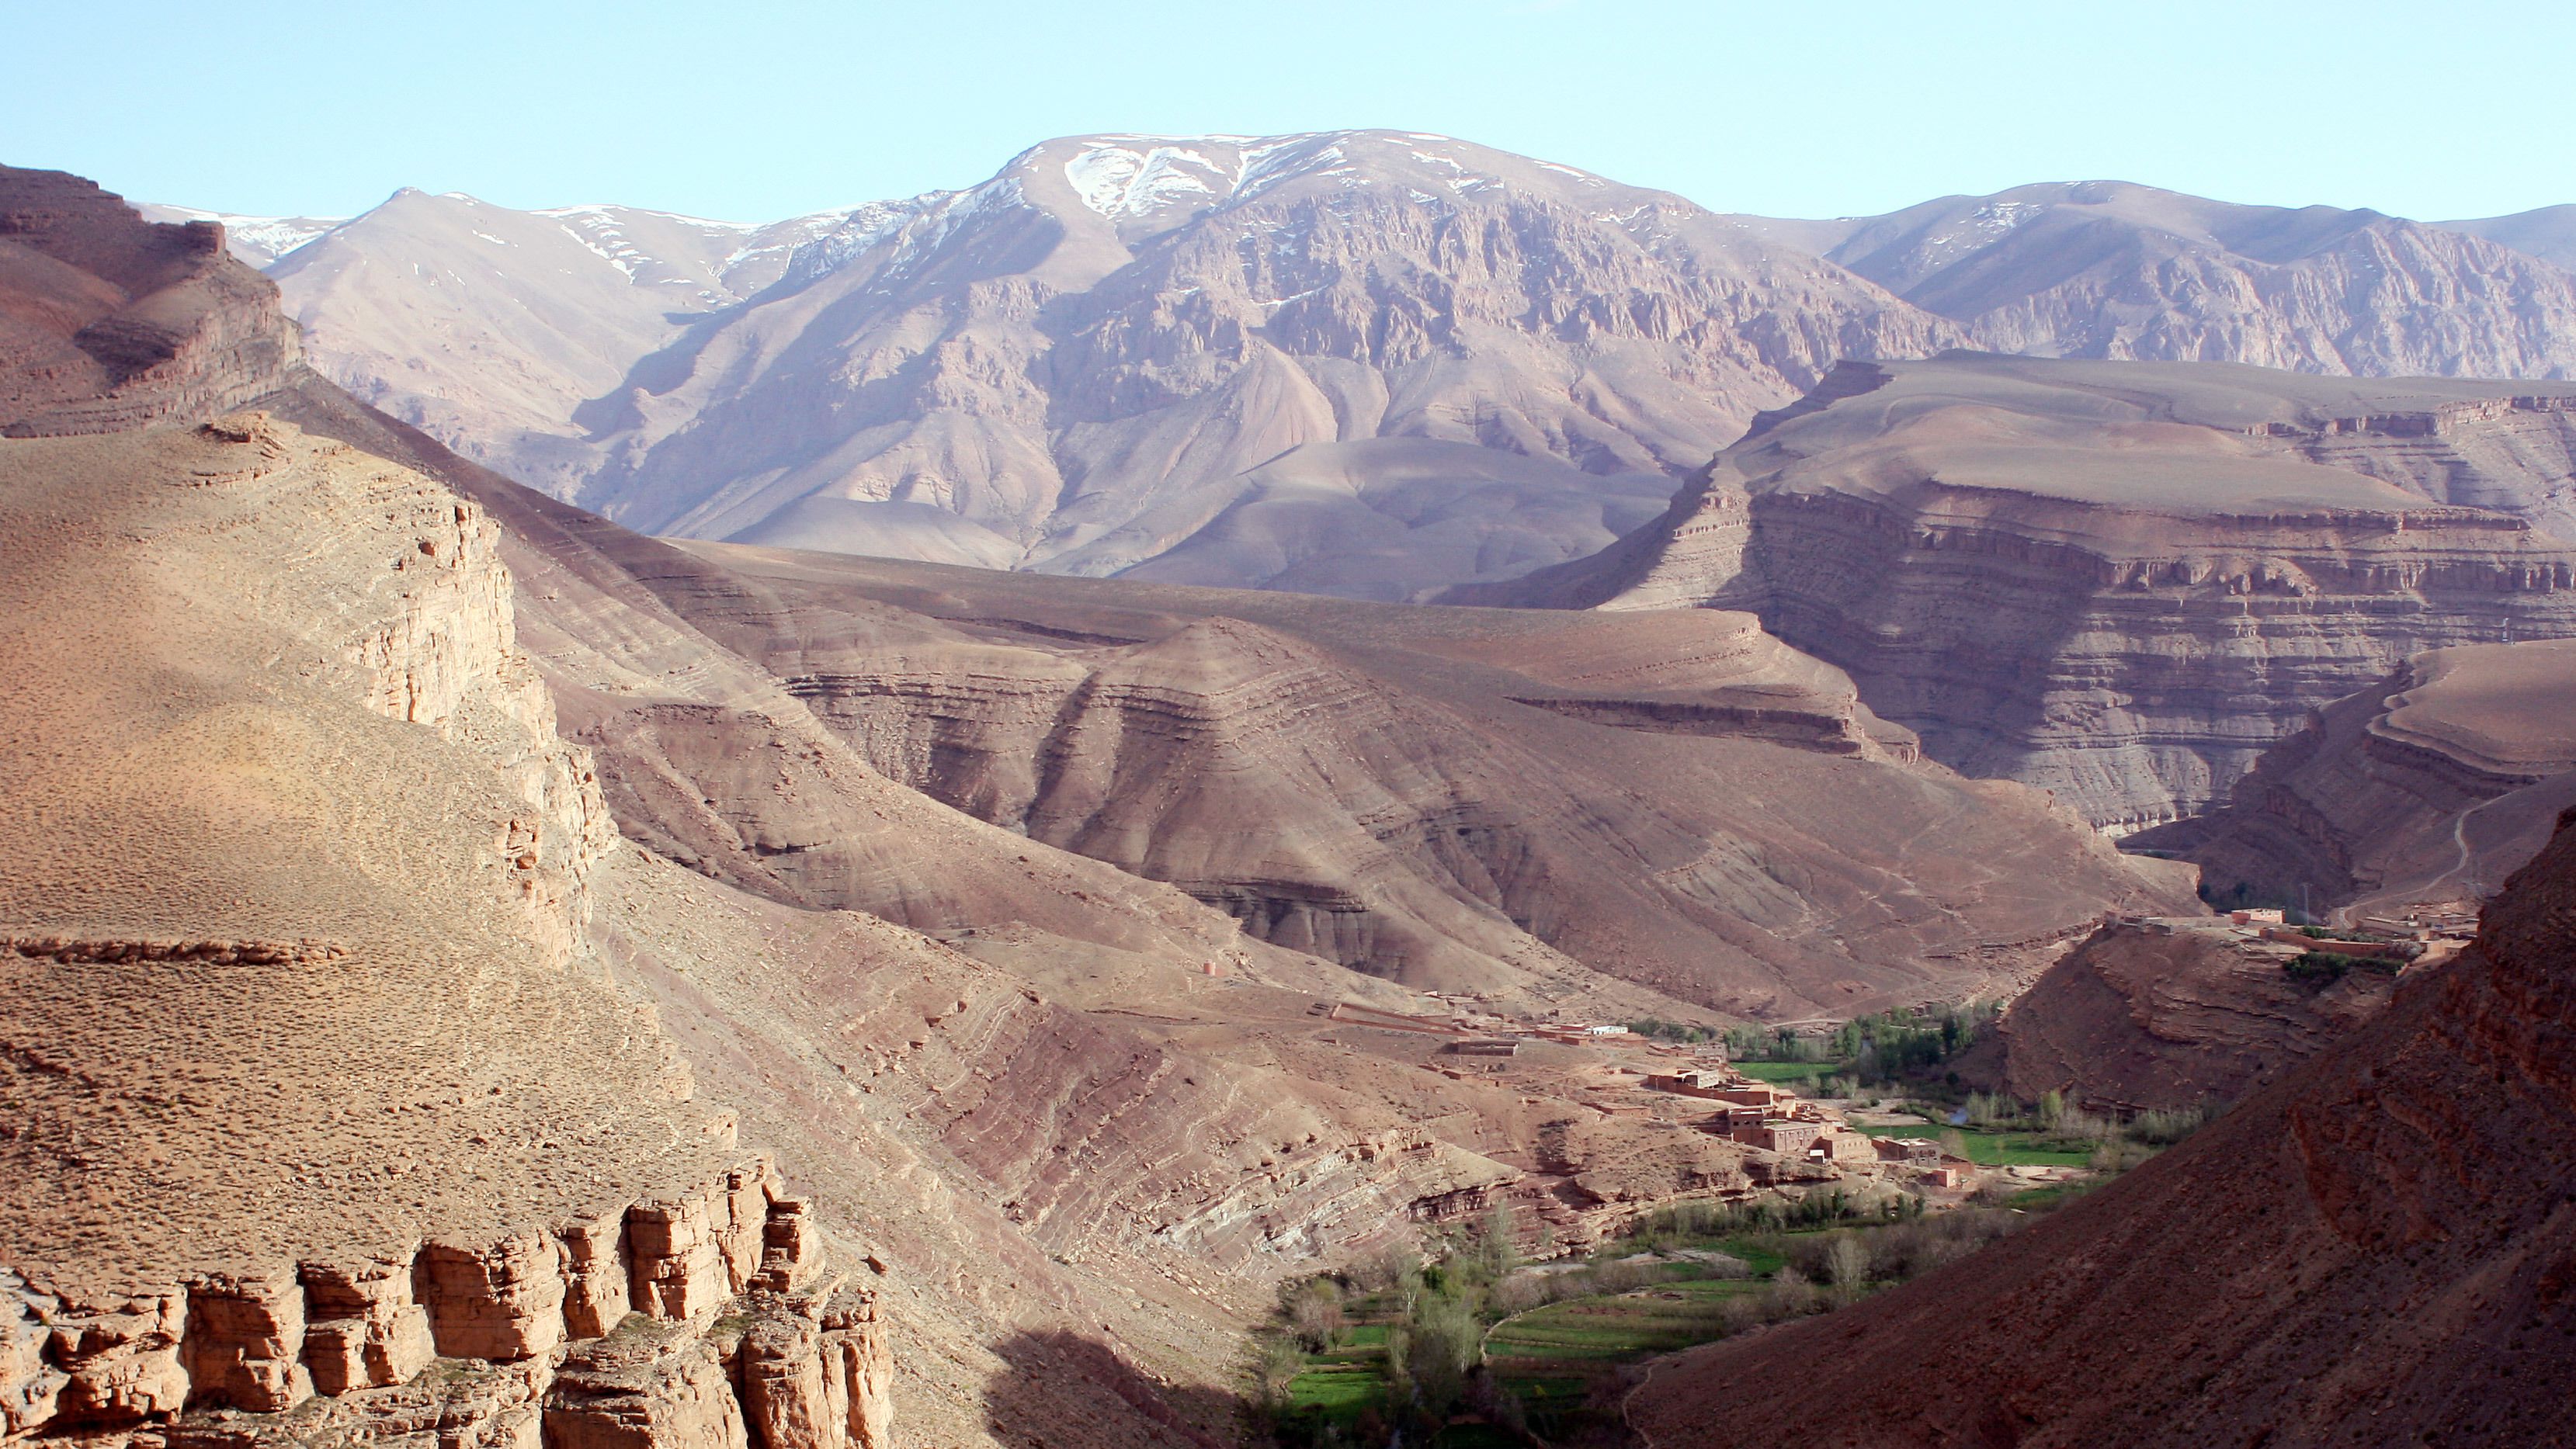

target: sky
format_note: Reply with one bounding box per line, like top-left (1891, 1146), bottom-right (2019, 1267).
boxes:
top-left (10, 0), bottom-right (2569, 225)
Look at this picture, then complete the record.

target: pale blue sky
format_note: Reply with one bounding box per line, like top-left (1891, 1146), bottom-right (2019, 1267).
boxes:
top-left (12, 0), bottom-right (2566, 224)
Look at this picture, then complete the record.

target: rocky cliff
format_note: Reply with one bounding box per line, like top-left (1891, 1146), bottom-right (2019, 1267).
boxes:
top-left (2137, 636), bottom-right (2576, 917)
top-left (1627, 801), bottom-right (2576, 1447)
top-left (1482, 354), bottom-right (2576, 829)
top-left (0, 414), bottom-right (891, 1449)
top-left (1, 167), bottom-right (299, 437)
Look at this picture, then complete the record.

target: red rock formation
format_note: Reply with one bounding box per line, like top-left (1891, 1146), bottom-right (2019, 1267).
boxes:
top-left (0, 166), bottom-right (298, 436)
top-left (1627, 806), bottom-right (2576, 1446)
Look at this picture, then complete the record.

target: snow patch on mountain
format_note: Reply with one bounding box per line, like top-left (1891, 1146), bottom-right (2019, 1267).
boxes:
top-left (1064, 144), bottom-right (1227, 219)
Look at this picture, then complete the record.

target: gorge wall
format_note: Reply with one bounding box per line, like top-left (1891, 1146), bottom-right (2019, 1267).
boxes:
top-left (1481, 354), bottom-right (2576, 830)
top-left (2137, 636), bottom-right (2576, 917)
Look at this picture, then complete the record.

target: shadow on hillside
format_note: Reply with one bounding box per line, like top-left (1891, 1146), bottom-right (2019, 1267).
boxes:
top-left (981, 1329), bottom-right (1242, 1449)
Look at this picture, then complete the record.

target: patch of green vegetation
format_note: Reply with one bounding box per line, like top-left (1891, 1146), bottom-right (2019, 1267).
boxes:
top-left (2005, 1180), bottom-right (2095, 1211)
top-left (1844, 1121), bottom-right (2092, 1166)
top-left (1286, 1363), bottom-right (1383, 1416)
top-left (1733, 1059), bottom-right (1839, 1083)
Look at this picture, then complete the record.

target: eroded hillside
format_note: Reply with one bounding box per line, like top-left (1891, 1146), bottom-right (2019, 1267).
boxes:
top-left (1479, 354), bottom-right (2576, 830)
top-left (2140, 636), bottom-right (2576, 918)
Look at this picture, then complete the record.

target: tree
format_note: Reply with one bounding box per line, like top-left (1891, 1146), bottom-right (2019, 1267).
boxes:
top-left (2037, 1089), bottom-right (2065, 1130)
top-left (1823, 1233), bottom-right (1870, 1298)
top-left (1404, 1293), bottom-right (1483, 1414)
top-left (1475, 1199), bottom-right (1520, 1281)
top-left (1286, 1279), bottom-right (1345, 1352)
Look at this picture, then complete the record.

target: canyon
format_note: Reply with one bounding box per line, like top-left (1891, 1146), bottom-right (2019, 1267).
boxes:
top-left (1629, 802), bottom-right (2576, 1446)
top-left (4, 170), bottom-right (2208, 1449)
top-left (1478, 353), bottom-right (2576, 830)
top-left (9, 100), bottom-right (2576, 1449)
top-left (2138, 636), bottom-right (2576, 920)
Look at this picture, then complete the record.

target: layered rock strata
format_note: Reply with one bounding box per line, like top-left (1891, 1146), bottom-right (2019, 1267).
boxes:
top-left (1483, 354), bottom-right (2576, 829)
top-left (627, 543), bottom-right (2193, 1016)
top-left (1, 167), bottom-right (299, 437)
top-left (2136, 636), bottom-right (2576, 917)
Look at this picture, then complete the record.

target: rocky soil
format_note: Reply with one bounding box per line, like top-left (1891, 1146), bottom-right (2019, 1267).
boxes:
top-left (1627, 802), bottom-right (2576, 1447)
top-left (1480, 354), bottom-right (2576, 829)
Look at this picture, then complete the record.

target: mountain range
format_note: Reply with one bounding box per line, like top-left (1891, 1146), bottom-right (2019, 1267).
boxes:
top-left (152, 133), bottom-right (2576, 601)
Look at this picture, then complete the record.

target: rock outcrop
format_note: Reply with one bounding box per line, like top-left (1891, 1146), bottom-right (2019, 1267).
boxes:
top-left (1482, 354), bottom-right (2576, 829)
top-left (1626, 803), bottom-right (2576, 1447)
top-left (1966, 919), bottom-right (2397, 1113)
top-left (2135, 638), bottom-right (2576, 919)
top-left (1, 166), bottom-right (299, 436)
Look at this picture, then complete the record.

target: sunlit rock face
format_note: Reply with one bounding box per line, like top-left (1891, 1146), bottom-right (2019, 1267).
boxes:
top-left (1474, 354), bottom-right (2576, 830)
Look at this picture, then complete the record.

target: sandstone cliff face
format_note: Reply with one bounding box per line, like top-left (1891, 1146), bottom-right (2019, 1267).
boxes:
top-left (1493, 355), bottom-right (2576, 830)
top-left (1627, 806), bottom-right (2576, 1447)
top-left (2138, 637), bottom-right (2576, 917)
top-left (0, 414), bottom-right (891, 1449)
top-left (0, 167), bottom-right (299, 437)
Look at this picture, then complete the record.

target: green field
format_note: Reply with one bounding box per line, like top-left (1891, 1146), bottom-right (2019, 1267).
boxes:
top-left (1849, 1120), bottom-right (2092, 1166)
top-left (1486, 1277), bottom-right (1762, 1362)
top-left (1732, 1059), bottom-right (1839, 1082)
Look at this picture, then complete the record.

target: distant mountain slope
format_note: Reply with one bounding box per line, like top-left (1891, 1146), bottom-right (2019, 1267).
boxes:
top-left (182, 155), bottom-right (2576, 601)
top-left (1734, 180), bottom-right (2576, 380)
top-left (2442, 203), bottom-right (2576, 271)
top-left (564, 131), bottom-right (1957, 598)
top-left (205, 189), bottom-right (859, 494)
top-left (186, 132), bottom-right (1960, 598)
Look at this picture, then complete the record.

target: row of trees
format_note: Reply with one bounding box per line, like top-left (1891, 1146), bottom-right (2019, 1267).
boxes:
top-left (1709, 1003), bottom-right (2002, 1083)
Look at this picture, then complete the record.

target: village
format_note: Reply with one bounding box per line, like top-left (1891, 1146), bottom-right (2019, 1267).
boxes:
top-left (1307, 995), bottom-right (2012, 1222)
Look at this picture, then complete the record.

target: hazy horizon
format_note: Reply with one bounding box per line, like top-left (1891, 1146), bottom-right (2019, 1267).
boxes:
top-left (15, 0), bottom-right (2571, 226)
